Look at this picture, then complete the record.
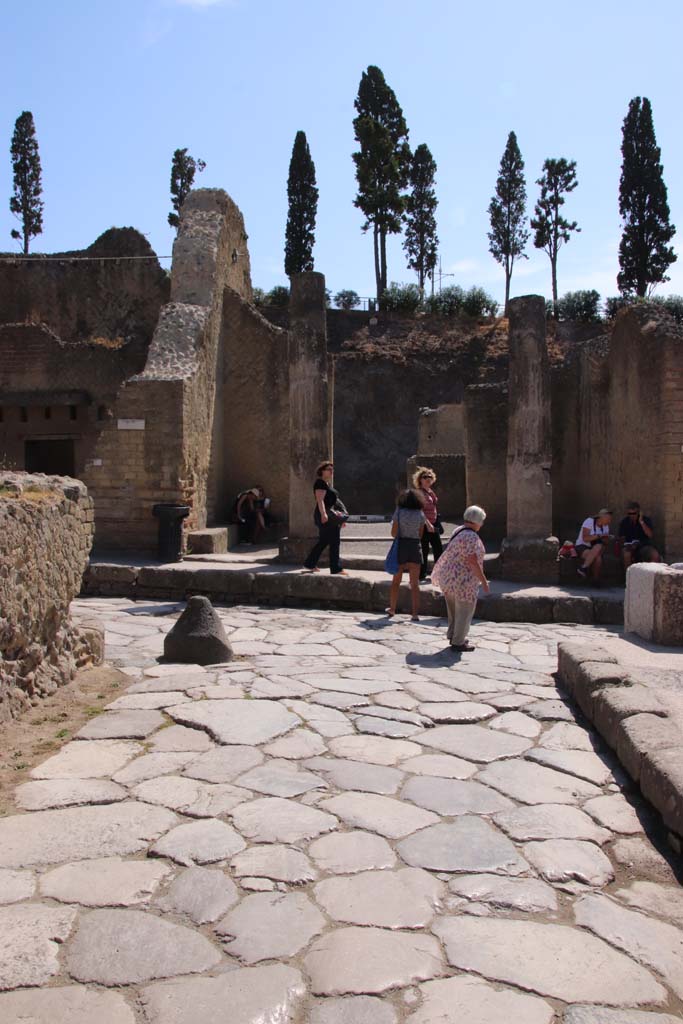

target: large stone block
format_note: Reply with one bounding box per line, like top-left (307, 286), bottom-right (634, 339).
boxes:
top-left (163, 596), bottom-right (233, 665)
top-left (625, 563), bottom-right (683, 646)
top-left (556, 644), bottom-right (618, 700)
top-left (616, 713), bottom-right (681, 783)
top-left (187, 528), bottom-right (228, 554)
top-left (640, 747), bottom-right (683, 837)
top-left (499, 537), bottom-right (560, 584)
top-left (592, 685), bottom-right (666, 751)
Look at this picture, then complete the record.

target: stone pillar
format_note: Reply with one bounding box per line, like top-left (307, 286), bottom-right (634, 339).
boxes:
top-left (500, 295), bottom-right (559, 582)
top-left (279, 272), bottom-right (331, 563)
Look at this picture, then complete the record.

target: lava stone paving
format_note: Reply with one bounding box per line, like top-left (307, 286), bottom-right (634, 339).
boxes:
top-left (1, 598), bottom-right (682, 1023)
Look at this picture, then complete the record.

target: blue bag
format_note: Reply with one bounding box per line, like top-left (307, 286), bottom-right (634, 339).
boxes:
top-left (385, 538), bottom-right (399, 575)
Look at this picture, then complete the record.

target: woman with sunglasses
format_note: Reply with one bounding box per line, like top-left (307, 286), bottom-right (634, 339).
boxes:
top-left (413, 466), bottom-right (442, 582)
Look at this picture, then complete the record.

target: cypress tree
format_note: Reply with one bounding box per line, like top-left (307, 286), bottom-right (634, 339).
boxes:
top-left (9, 111), bottom-right (43, 255)
top-left (618, 96), bottom-right (676, 297)
top-left (168, 148), bottom-right (206, 232)
top-left (403, 143), bottom-right (438, 296)
top-left (531, 158), bottom-right (580, 318)
top-left (488, 131), bottom-right (529, 314)
top-left (353, 66), bottom-right (411, 305)
top-left (284, 130), bottom-right (318, 276)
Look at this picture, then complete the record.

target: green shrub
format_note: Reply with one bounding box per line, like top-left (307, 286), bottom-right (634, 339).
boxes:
top-left (652, 294), bottom-right (683, 324)
top-left (425, 285), bottom-right (465, 316)
top-left (251, 287), bottom-right (266, 306)
top-left (265, 285), bottom-right (290, 306)
top-left (604, 295), bottom-right (631, 319)
top-left (381, 282), bottom-right (422, 313)
top-left (462, 286), bottom-right (499, 317)
top-left (556, 289), bottom-right (602, 322)
top-left (334, 289), bottom-right (361, 310)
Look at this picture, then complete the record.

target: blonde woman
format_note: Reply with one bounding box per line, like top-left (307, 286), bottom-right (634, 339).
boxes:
top-left (413, 466), bottom-right (441, 581)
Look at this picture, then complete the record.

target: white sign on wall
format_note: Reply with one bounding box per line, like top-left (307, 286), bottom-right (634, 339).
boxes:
top-left (117, 419), bottom-right (146, 431)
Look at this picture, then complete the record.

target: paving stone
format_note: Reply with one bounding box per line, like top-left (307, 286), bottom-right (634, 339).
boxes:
top-left (526, 748), bottom-right (613, 786)
top-left (402, 776), bottom-right (514, 816)
top-left (299, 675), bottom-right (396, 695)
top-left (328, 735), bottom-right (421, 765)
top-left (185, 681), bottom-right (245, 700)
top-left (612, 838), bottom-right (677, 881)
top-left (31, 739), bottom-right (142, 779)
top-left (144, 663), bottom-right (207, 679)
top-left (407, 975), bottom-right (554, 1024)
top-left (140, 963), bottom-right (306, 1024)
top-left (304, 927), bottom-right (444, 995)
top-left (563, 1005), bottom-right (682, 1024)
top-left (583, 794), bottom-right (644, 835)
top-left (263, 728), bottom-right (327, 759)
top-left (448, 873), bottom-right (558, 913)
top-left (478, 760), bottom-right (601, 805)
top-left (113, 752), bottom-right (198, 785)
top-left (407, 680), bottom-right (471, 703)
top-left (494, 804), bottom-right (611, 844)
top-left (0, 801), bottom-right (177, 868)
top-left (76, 710), bottom-right (165, 740)
top-left (241, 876), bottom-right (276, 891)
top-left (14, 778), bottom-right (128, 811)
top-left (311, 691), bottom-right (370, 710)
top-left (538, 722), bottom-right (597, 751)
top-left (231, 845), bottom-right (317, 883)
top-left (420, 724), bottom-right (532, 762)
top-left (149, 725), bottom-right (214, 752)
top-left (432, 915), bottom-right (665, 1005)
top-left (66, 907), bottom-right (221, 984)
top-left (353, 716), bottom-right (422, 738)
top-left (167, 699), bottom-right (300, 745)
top-left (482, 693), bottom-right (534, 710)
top-left (133, 776), bottom-right (250, 816)
top-left (314, 868), bottom-right (443, 928)
top-left (0, 986), bottom-right (136, 1024)
top-left (574, 893), bottom-right (683, 999)
top-left (418, 701), bottom-right (496, 723)
top-left (156, 866), bottom-right (239, 923)
top-left (398, 817), bottom-right (528, 875)
top-left (319, 793), bottom-right (438, 839)
top-left (526, 699), bottom-right (575, 722)
top-left (182, 745), bottom-right (263, 782)
top-left (40, 857), bottom-right (172, 906)
top-left (400, 753), bottom-right (477, 779)
top-left (0, 903), bottom-right (77, 988)
top-left (375, 691), bottom-right (419, 710)
top-left (215, 891), bottom-right (324, 963)
top-left (0, 868), bottom-right (35, 904)
top-left (231, 797), bottom-right (337, 843)
top-left (107, 691), bottom-right (192, 710)
top-left (489, 711), bottom-right (541, 738)
top-left (524, 839), bottom-right (614, 886)
top-left (150, 818), bottom-right (246, 865)
top-left (130, 675), bottom-right (205, 694)
top-left (433, 672), bottom-right (513, 695)
top-left (250, 678), bottom-right (314, 699)
top-left (308, 831), bottom-right (396, 873)
top-left (234, 760), bottom-right (325, 797)
top-left (309, 757), bottom-right (404, 795)
top-left (310, 995), bottom-right (397, 1024)
top-left (614, 880), bottom-right (683, 927)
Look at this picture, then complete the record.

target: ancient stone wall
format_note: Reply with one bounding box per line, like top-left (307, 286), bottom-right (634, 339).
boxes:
top-left (417, 403), bottom-right (465, 454)
top-left (0, 473), bottom-right (103, 720)
top-left (464, 383), bottom-right (508, 539)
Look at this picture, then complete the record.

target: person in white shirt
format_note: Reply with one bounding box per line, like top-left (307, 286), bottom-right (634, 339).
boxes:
top-left (575, 508), bottom-right (612, 582)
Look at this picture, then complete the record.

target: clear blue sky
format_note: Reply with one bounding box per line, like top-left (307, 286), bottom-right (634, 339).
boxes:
top-left (2, 0), bottom-right (683, 307)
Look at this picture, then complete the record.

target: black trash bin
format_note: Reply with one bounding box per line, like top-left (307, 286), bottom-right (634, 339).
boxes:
top-left (152, 503), bottom-right (191, 562)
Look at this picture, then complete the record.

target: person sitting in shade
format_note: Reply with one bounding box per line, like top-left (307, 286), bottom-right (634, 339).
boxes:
top-left (618, 501), bottom-right (661, 567)
top-left (576, 508), bottom-right (612, 582)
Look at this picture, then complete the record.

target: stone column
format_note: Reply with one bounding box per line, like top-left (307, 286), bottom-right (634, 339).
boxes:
top-left (500, 295), bottom-right (559, 582)
top-left (279, 272), bottom-right (331, 563)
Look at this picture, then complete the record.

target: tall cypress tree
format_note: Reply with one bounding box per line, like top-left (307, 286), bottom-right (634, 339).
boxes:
top-left (353, 65), bottom-right (411, 305)
top-left (531, 158), bottom-right (580, 318)
top-left (9, 111), bottom-right (43, 255)
top-left (488, 131), bottom-right (529, 315)
top-left (284, 130), bottom-right (318, 276)
top-left (403, 143), bottom-right (438, 296)
top-left (168, 148), bottom-right (206, 232)
top-left (618, 96), bottom-right (676, 297)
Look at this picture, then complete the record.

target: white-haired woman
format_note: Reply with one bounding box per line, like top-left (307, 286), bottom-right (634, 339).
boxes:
top-left (431, 505), bottom-right (489, 652)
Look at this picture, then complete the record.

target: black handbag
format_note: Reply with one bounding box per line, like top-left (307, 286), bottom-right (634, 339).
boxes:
top-left (435, 516), bottom-right (445, 535)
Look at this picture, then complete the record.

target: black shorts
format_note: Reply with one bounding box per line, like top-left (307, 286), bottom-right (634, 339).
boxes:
top-left (397, 538), bottom-right (422, 566)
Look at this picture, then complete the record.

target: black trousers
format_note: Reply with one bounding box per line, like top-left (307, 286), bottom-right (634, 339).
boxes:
top-left (304, 522), bottom-right (342, 573)
top-left (420, 528), bottom-right (443, 577)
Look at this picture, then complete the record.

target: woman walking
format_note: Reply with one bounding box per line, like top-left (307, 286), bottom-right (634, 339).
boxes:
top-left (413, 466), bottom-right (442, 581)
top-left (304, 461), bottom-right (349, 575)
top-left (431, 505), bottom-right (489, 652)
top-left (386, 489), bottom-right (426, 621)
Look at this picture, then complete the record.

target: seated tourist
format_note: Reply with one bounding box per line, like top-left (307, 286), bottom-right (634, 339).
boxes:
top-left (232, 488), bottom-right (259, 543)
top-left (576, 508), bottom-right (612, 582)
top-left (618, 501), bottom-right (661, 567)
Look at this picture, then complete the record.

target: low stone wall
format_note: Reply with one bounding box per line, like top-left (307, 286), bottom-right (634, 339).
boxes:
top-left (0, 473), bottom-right (103, 720)
top-left (625, 563), bottom-right (683, 646)
top-left (557, 643), bottom-right (683, 843)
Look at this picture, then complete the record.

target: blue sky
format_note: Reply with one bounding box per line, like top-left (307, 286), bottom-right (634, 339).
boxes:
top-left (2, 0), bottom-right (683, 307)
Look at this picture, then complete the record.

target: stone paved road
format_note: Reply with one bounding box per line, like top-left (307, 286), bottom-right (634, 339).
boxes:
top-left (1, 599), bottom-right (682, 1023)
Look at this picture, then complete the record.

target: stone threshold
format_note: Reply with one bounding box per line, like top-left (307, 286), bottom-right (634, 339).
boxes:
top-left (557, 643), bottom-right (683, 849)
top-left (82, 561), bottom-right (623, 625)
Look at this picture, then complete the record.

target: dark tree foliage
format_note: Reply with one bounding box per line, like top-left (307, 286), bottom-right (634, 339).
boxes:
top-left (353, 65), bottom-right (411, 305)
top-left (531, 158), bottom-right (580, 318)
top-left (334, 289), bottom-right (361, 309)
top-left (168, 148), bottom-right (206, 231)
top-left (9, 111), bottom-right (43, 254)
top-left (618, 96), bottom-right (676, 297)
top-left (403, 143), bottom-right (438, 295)
top-left (488, 131), bottom-right (529, 314)
top-left (284, 130), bottom-right (318, 276)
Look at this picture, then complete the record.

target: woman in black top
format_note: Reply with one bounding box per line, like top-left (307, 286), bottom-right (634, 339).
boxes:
top-left (304, 461), bottom-right (349, 574)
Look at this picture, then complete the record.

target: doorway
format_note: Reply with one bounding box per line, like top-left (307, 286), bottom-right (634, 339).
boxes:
top-left (25, 438), bottom-right (76, 477)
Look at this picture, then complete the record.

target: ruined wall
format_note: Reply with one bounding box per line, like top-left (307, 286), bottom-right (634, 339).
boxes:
top-left (464, 383), bottom-right (508, 539)
top-left (417, 403), bottom-right (465, 454)
top-left (0, 473), bottom-right (102, 721)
